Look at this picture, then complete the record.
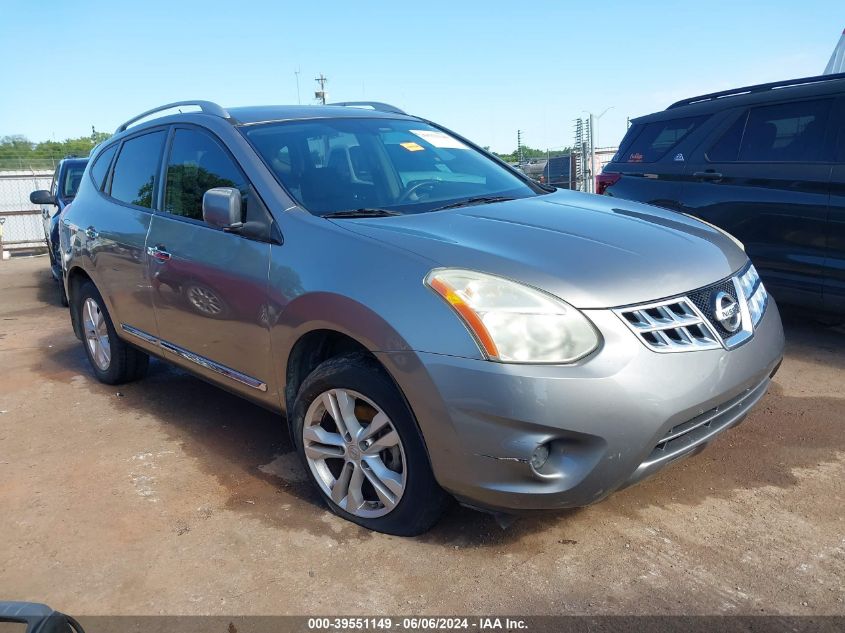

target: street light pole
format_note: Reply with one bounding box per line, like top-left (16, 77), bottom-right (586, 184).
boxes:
top-left (583, 107), bottom-right (615, 193)
top-left (593, 105), bottom-right (614, 148)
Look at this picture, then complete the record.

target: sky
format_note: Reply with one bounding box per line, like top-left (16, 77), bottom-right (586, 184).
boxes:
top-left (1, 1), bottom-right (842, 153)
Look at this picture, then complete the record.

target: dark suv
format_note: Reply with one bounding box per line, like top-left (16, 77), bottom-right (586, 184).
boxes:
top-left (30, 157), bottom-right (89, 288)
top-left (599, 72), bottom-right (845, 317)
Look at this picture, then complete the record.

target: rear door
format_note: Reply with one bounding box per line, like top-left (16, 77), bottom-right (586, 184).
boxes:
top-left (88, 130), bottom-right (165, 344)
top-left (825, 96), bottom-right (845, 314)
top-left (146, 125), bottom-right (275, 402)
top-left (680, 98), bottom-right (835, 310)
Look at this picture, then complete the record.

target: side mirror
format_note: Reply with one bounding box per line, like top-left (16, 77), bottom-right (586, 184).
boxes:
top-left (202, 187), bottom-right (242, 230)
top-left (30, 190), bottom-right (56, 206)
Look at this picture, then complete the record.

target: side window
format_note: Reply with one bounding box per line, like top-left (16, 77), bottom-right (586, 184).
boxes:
top-left (616, 116), bottom-right (707, 163)
top-left (109, 131), bottom-right (166, 208)
top-left (90, 144), bottom-right (118, 191)
top-left (706, 112), bottom-right (747, 162)
top-left (62, 165), bottom-right (86, 199)
top-left (719, 99), bottom-right (832, 163)
top-left (164, 129), bottom-right (248, 221)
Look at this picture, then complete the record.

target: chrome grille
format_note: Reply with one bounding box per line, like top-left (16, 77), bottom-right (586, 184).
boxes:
top-left (615, 298), bottom-right (721, 352)
top-left (687, 278), bottom-right (739, 339)
top-left (615, 262), bottom-right (768, 353)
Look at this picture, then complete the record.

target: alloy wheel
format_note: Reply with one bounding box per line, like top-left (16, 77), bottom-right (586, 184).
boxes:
top-left (303, 388), bottom-right (407, 518)
top-left (83, 297), bottom-right (111, 371)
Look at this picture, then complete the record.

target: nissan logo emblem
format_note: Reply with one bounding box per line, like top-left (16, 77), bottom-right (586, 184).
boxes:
top-left (712, 290), bottom-right (741, 333)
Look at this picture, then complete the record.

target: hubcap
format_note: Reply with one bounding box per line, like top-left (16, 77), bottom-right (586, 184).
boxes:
top-left (82, 297), bottom-right (111, 371)
top-left (303, 388), bottom-right (406, 518)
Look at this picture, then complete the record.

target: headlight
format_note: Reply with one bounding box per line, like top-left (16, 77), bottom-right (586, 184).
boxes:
top-left (737, 263), bottom-right (768, 326)
top-left (425, 268), bottom-right (601, 363)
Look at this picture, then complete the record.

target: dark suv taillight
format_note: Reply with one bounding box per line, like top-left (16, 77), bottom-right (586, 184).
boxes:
top-left (596, 172), bottom-right (621, 195)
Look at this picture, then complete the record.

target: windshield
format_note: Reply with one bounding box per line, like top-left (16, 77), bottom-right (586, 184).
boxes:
top-left (61, 164), bottom-right (87, 199)
top-left (243, 118), bottom-right (543, 215)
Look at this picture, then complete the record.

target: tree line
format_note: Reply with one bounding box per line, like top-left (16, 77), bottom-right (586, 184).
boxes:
top-left (0, 131), bottom-right (571, 169)
top-left (492, 146), bottom-right (572, 163)
top-left (0, 130), bottom-right (112, 169)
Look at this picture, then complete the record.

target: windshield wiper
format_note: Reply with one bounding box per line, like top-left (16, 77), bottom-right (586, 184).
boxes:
top-left (322, 208), bottom-right (402, 219)
top-left (432, 196), bottom-right (515, 211)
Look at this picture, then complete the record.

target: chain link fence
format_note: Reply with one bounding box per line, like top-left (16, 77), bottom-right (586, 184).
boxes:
top-left (0, 170), bottom-right (53, 256)
top-left (0, 157), bottom-right (60, 171)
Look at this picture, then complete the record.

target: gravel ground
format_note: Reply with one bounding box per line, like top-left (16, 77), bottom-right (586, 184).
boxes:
top-left (0, 255), bottom-right (842, 615)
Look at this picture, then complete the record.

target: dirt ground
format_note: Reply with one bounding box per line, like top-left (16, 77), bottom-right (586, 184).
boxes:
top-left (0, 254), bottom-right (842, 616)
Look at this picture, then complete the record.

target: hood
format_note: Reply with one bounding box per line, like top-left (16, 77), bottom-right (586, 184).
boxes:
top-left (333, 190), bottom-right (748, 309)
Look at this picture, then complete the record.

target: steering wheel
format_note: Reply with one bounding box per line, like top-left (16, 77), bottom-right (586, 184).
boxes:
top-left (397, 180), bottom-right (439, 203)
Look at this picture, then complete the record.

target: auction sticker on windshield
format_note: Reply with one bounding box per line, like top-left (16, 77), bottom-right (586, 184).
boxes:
top-left (410, 129), bottom-right (468, 149)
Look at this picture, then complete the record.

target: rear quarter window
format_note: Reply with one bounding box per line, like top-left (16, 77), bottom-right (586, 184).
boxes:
top-left (616, 116), bottom-right (707, 163)
top-left (90, 144), bottom-right (118, 191)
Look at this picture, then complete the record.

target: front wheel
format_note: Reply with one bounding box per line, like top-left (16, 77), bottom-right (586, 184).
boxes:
top-left (74, 281), bottom-right (149, 384)
top-left (292, 353), bottom-right (449, 535)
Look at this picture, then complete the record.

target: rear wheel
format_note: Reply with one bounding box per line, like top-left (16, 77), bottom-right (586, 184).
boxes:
top-left (292, 353), bottom-right (449, 535)
top-left (74, 281), bottom-right (149, 384)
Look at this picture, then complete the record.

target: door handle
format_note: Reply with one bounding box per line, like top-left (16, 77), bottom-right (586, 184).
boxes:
top-left (146, 245), bottom-right (171, 262)
top-left (85, 226), bottom-right (99, 239)
top-left (693, 171), bottom-right (723, 182)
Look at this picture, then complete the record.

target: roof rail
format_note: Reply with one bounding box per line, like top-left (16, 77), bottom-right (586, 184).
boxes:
top-left (115, 100), bottom-right (234, 133)
top-left (329, 101), bottom-right (407, 115)
top-left (667, 72), bottom-right (845, 109)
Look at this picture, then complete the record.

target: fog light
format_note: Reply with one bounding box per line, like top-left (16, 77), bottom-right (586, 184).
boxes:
top-left (530, 444), bottom-right (550, 471)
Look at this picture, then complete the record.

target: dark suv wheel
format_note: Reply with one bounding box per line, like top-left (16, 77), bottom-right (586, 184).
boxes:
top-left (291, 353), bottom-right (449, 536)
top-left (74, 281), bottom-right (149, 384)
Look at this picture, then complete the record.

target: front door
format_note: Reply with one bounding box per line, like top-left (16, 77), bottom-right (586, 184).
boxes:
top-left (146, 126), bottom-right (275, 403)
top-left (680, 98), bottom-right (835, 311)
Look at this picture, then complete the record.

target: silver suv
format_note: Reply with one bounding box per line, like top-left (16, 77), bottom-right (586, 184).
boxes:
top-left (60, 100), bottom-right (784, 535)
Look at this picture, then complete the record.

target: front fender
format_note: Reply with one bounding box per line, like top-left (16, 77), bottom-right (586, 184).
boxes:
top-left (270, 292), bottom-right (416, 414)
top-left (275, 291), bottom-right (414, 355)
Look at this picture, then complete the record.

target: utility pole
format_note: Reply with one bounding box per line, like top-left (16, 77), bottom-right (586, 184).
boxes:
top-left (315, 73), bottom-right (328, 105)
top-left (294, 68), bottom-right (301, 104)
top-left (588, 114), bottom-right (595, 194)
top-left (573, 118), bottom-right (588, 192)
top-left (517, 129), bottom-right (524, 165)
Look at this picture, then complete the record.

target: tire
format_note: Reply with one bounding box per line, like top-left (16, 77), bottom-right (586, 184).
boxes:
top-left (292, 352), bottom-right (449, 536)
top-left (46, 240), bottom-right (56, 266)
top-left (50, 246), bottom-right (62, 281)
top-left (74, 281), bottom-right (149, 385)
top-left (60, 284), bottom-right (69, 308)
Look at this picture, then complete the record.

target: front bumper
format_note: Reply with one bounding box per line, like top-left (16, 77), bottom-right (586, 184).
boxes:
top-left (377, 299), bottom-right (784, 513)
